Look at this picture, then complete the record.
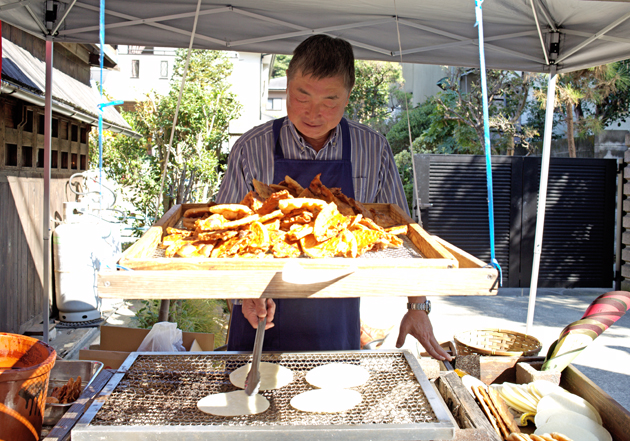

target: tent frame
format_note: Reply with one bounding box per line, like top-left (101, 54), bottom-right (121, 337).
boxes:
top-left (2, 0), bottom-right (629, 342)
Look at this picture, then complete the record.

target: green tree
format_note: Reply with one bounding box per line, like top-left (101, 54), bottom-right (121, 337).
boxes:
top-left (346, 60), bottom-right (403, 130)
top-left (434, 67), bottom-right (536, 155)
top-left (94, 49), bottom-right (242, 231)
top-left (272, 54), bottom-right (292, 78)
top-left (386, 96), bottom-right (479, 157)
top-left (533, 61), bottom-right (630, 157)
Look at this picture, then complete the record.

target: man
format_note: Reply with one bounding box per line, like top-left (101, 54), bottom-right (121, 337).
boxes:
top-left (216, 34), bottom-right (451, 361)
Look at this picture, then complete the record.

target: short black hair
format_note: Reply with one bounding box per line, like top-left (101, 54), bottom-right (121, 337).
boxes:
top-left (286, 34), bottom-right (355, 91)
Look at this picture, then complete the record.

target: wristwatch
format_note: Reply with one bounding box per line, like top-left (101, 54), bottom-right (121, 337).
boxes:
top-left (407, 300), bottom-right (431, 314)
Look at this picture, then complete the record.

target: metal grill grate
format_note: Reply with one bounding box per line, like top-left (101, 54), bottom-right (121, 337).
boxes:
top-left (91, 352), bottom-right (437, 427)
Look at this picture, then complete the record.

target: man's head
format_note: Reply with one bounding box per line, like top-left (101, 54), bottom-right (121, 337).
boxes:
top-left (285, 35), bottom-right (355, 151)
top-left (286, 34), bottom-right (355, 92)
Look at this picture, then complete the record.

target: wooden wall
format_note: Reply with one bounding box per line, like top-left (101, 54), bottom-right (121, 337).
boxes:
top-left (0, 95), bottom-right (92, 333)
top-left (1, 23), bottom-right (93, 85)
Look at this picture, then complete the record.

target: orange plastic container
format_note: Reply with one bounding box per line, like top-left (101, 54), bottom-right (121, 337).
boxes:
top-left (0, 332), bottom-right (56, 441)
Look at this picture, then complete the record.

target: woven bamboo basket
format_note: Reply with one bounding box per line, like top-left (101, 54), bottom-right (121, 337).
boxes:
top-left (453, 329), bottom-right (542, 357)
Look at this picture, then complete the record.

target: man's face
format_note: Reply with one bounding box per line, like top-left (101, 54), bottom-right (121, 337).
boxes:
top-left (285, 70), bottom-right (351, 151)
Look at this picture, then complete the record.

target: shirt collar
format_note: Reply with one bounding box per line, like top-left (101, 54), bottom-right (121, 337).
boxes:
top-left (287, 119), bottom-right (341, 152)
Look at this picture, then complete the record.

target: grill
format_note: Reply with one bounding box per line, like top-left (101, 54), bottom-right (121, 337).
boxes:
top-left (73, 350), bottom-right (455, 440)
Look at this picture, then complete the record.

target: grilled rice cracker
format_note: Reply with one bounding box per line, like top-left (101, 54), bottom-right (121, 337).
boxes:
top-left (313, 202), bottom-right (352, 242)
top-left (300, 231), bottom-right (357, 258)
top-left (196, 242), bottom-right (215, 258)
top-left (472, 386), bottom-right (502, 438)
top-left (384, 225), bottom-right (408, 236)
top-left (166, 226), bottom-right (194, 237)
top-left (258, 209), bottom-right (283, 223)
top-left (196, 213), bottom-right (228, 231)
top-left (209, 204), bottom-right (254, 221)
top-left (269, 231), bottom-right (302, 258)
top-left (297, 187), bottom-right (317, 198)
top-left (263, 218), bottom-right (281, 231)
top-left (339, 229), bottom-right (358, 258)
top-left (200, 213), bottom-right (260, 231)
top-left (183, 205), bottom-right (214, 218)
top-left (488, 385), bottom-right (520, 435)
top-left (278, 198), bottom-right (327, 214)
top-left (286, 222), bottom-right (314, 241)
top-left (252, 179), bottom-right (275, 199)
top-left (328, 187), bottom-right (358, 216)
top-left (351, 229), bottom-right (385, 254)
top-left (211, 231), bottom-right (252, 257)
top-left (359, 216), bottom-right (385, 232)
top-left (308, 173), bottom-right (334, 202)
top-left (300, 234), bottom-right (342, 258)
top-left (246, 221), bottom-right (270, 253)
top-left (257, 190), bottom-right (293, 216)
top-left (177, 243), bottom-right (205, 258)
top-left (240, 190), bottom-right (265, 212)
top-left (309, 174), bottom-right (355, 216)
top-left (197, 229), bottom-right (239, 242)
top-left (165, 238), bottom-right (194, 257)
top-left (280, 210), bottom-right (315, 228)
top-left (281, 175), bottom-right (305, 196)
top-left (477, 386), bottom-right (511, 440)
top-left (161, 234), bottom-right (185, 248)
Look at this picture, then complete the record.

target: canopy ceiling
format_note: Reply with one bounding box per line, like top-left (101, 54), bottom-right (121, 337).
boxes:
top-left (1, 0), bottom-right (630, 74)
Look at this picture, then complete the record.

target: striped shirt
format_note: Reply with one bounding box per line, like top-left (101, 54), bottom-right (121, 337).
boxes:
top-left (216, 117), bottom-right (409, 215)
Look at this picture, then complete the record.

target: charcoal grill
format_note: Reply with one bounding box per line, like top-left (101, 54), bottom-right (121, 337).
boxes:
top-left (72, 350), bottom-right (455, 440)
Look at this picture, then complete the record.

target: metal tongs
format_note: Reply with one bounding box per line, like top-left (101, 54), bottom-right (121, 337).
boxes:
top-left (244, 316), bottom-right (266, 396)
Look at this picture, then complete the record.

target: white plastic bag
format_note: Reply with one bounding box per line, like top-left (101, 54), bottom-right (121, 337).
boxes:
top-left (137, 322), bottom-right (186, 352)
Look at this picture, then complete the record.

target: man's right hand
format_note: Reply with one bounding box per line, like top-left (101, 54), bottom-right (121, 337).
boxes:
top-left (241, 299), bottom-right (276, 330)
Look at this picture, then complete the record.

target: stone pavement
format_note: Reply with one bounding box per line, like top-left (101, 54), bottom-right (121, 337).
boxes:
top-left (52, 287), bottom-right (630, 412)
top-left (361, 287), bottom-right (630, 411)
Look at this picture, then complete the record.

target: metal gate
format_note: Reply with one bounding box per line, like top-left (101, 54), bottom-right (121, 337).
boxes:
top-left (414, 154), bottom-right (617, 288)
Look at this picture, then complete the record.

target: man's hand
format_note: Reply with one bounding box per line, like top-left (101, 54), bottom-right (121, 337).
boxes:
top-left (241, 299), bottom-right (276, 330)
top-left (396, 310), bottom-right (452, 361)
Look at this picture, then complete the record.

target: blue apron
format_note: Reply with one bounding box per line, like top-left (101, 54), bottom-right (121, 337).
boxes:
top-left (227, 117), bottom-right (361, 352)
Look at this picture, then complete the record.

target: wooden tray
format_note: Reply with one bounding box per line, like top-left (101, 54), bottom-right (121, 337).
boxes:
top-left (438, 356), bottom-right (630, 441)
top-left (97, 203), bottom-right (499, 299)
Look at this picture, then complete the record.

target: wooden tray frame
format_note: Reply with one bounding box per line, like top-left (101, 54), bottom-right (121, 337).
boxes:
top-left (97, 203), bottom-right (499, 299)
top-left (440, 358), bottom-right (630, 441)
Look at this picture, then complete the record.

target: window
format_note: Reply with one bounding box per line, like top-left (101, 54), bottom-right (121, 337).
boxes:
top-left (131, 60), bottom-right (140, 78)
top-left (5, 144), bottom-right (18, 166)
top-left (160, 61), bottom-right (168, 78)
top-left (22, 146), bottom-right (33, 167)
top-left (266, 98), bottom-right (282, 111)
top-left (71, 153), bottom-right (78, 170)
top-left (61, 152), bottom-right (69, 169)
top-left (37, 149), bottom-right (45, 168)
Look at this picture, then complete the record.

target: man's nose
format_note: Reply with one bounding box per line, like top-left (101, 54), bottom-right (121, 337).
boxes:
top-left (306, 101), bottom-right (322, 117)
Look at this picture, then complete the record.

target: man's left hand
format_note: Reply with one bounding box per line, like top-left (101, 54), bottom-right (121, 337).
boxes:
top-left (396, 310), bottom-right (453, 361)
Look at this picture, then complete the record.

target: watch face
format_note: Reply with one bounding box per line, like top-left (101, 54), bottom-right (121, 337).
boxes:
top-left (425, 300), bottom-right (431, 314)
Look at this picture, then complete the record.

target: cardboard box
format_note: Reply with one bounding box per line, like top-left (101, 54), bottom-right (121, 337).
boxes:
top-left (79, 325), bottom-right (214, 369)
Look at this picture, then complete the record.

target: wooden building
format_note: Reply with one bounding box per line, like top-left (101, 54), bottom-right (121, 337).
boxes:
top-left (1, 23), bottom-right (134, 334)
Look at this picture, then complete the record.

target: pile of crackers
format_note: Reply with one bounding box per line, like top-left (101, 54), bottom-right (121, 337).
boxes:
top-left (47, 376), bottom-right (82, 404)
top-left (472, 384), bottom-right (521, 440)
top-left (160, 174), bottom-right (407, 259)
top-left (472, 385), bottom-right (575, 441)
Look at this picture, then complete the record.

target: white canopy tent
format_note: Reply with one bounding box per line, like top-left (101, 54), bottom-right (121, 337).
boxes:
top-left (2, 0), bottom-right (630, 343)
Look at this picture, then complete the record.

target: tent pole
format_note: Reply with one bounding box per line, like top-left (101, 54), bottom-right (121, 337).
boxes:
top-left (526, 65), bottom-right (557, 335)
top-left (42, 37), bottom-right (53, 345)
